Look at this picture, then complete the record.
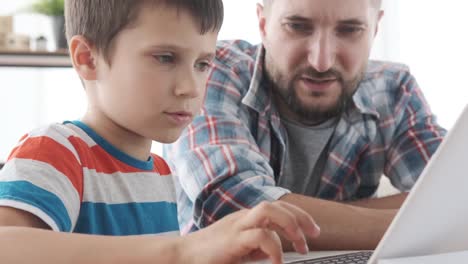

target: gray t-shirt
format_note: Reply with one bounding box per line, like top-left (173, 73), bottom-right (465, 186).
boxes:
top-left (278, 118), bottom-right (336, 196)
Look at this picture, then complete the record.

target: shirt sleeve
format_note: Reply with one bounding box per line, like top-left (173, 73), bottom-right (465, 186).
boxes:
top-left (165, 58), bottom-right (290, 230)
top-left (0, 127), bottom-right (83, 232)
top-left (384, 71), bottom-right (447, 190)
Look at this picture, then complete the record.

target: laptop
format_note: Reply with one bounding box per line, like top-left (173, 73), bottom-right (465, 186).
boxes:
top-left (279, 104), bottom-right (468, 264)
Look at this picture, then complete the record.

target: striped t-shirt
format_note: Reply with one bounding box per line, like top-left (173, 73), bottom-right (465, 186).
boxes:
top-left (0, 121), bottom-right (179, 236)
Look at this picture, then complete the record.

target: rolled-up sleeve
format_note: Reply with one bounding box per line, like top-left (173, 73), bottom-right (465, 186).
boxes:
top-left (384, 71), bottom-right (446, 190)
top-left (165, 53), bottom-right (289, 231)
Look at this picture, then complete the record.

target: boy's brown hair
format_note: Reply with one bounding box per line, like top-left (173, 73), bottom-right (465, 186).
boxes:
top-left (65, 0), bottom-right (224, 63)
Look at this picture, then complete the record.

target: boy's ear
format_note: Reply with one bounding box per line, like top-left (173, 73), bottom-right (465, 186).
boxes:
top-left (69, 36), bottom-right (98, 81)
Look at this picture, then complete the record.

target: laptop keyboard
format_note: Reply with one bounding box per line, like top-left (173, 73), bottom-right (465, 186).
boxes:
top-left (287, 251), bottom-right (373, 264)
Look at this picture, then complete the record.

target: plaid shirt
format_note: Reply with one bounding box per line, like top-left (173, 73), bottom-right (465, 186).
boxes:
top-left (164, 40), bottom-right (446, 234)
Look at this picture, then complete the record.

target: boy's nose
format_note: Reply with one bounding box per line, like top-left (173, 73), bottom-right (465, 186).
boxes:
top-left (174, 73), bottom-right (202, 98)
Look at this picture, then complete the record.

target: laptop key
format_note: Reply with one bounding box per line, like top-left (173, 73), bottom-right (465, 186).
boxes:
top-left (287, 251), bottom-right (373, 264)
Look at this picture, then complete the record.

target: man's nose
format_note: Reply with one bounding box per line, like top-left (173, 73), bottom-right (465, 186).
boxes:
top-left (307, 32), bottom-right (336, 73)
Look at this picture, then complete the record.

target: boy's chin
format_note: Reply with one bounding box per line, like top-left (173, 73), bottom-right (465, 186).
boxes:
top-left (153, 133), bottom-right (183, 144)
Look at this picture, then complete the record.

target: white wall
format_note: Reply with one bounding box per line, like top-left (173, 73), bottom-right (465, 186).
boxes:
top-left (1, 1), bottom-right (84, 162)
top-left (219, 0), bottom-right (468, 130)
top-left (2, 0), bottom-right (468, 162)
top-left (396, 1), bottom-right (468, 128)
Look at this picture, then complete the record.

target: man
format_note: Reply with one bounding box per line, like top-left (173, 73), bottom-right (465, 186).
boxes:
top-left (164, 0), bottom-right (446, 250)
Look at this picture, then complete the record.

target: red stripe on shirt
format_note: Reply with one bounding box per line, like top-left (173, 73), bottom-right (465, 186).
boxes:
top-left (152, 155), bottom-right (171, 176)
top-left (67, 136), bottom-right (170, 175)
top-left (9, 136), bottom-right (84, 200)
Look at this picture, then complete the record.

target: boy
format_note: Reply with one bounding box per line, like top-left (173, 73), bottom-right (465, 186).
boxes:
top-left (0, 0), bottom-right (320, 263)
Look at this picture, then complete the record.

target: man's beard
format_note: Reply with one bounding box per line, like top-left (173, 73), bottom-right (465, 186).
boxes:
top-left (265, 58), bottom-right (364, 125)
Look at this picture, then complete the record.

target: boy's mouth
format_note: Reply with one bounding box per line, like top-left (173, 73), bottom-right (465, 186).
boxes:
top-left (164, 111), bottom-right (194, 125)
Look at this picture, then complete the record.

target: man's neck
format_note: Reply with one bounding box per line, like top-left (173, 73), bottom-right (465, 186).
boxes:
top-left (273, 92), bottom-right (336, 127)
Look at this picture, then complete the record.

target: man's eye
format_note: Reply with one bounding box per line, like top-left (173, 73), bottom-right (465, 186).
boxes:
top-left (286, 22), bottom-right (311, 32)
top-left (195, 61), bottom-right (212, 72)
top-left (337, 26), bottom-right (363, 35)
top-left (153, 54), bottom-right (175, 64)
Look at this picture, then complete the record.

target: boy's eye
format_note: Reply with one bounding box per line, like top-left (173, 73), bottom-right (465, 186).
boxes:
top-left (153, 54), bottom-right (175, 64)
top-left (194, 61), bottom-right (212, 72)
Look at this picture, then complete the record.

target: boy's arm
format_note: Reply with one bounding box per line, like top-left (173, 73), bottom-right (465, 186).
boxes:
top-left (0, 207), bottom-right (182, 264)
top-left (0, 201), bottom-right (320, 264)
top-left (0, 206), bottom-right (50, 228)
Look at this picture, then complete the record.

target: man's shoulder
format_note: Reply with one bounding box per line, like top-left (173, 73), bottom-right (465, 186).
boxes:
top-left (206, 40), bottom-right (260, 97)
top-left (214, 39), bottom-right (259, 69)
top-left (355, 60), bottom-right (421, 118)
top-left (365, 60), bottom-right (411, 79)
top-left (359, 60), bottom-right (417, 95)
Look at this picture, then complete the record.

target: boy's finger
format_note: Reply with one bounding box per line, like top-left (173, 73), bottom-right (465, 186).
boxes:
top-left (236, 229), bottom-right (283, 264)
top-left (275, 201), bottom-right (321, 239)
top-left (238, 202), bottom-right (308, 245)
top-left (266, 222), bottom-right (309, 254)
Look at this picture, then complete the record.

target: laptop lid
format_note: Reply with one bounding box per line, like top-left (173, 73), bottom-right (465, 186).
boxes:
top-left (368, 104), bottom-right (468, 263)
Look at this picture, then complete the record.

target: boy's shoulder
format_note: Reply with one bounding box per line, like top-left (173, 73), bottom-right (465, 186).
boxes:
top-left (13, 122), bottom-right (83, 153)
top-left (15, 121), bottom-right (172, 177)
top-left (6, 122), bottom-right (86, 168)
top-left (23, 122), bottom-right (79, 140)
top-left (150, 154), bottom-right (172, 177)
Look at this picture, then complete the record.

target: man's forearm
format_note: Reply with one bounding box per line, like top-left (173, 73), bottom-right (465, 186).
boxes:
top-left (346, 193), bottom-right (408, 209)
top-left (280, 193), bottom-right (397, 250)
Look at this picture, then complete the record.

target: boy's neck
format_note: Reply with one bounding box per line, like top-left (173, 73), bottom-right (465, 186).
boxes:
top-left (81, 112), bottom-right (153, 161)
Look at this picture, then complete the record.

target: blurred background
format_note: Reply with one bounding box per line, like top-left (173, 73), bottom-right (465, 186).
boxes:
top-left (1, 0), bottom-right (467, 163)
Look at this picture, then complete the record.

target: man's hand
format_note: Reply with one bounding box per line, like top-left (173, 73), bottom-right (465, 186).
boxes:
top-left (182, 201), bottom-right (320, 264)
top-left (280, 193), bottom-right (397, 250)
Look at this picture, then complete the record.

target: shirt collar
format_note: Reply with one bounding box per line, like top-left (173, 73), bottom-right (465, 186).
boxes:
top-left (352, 65), bottom-right (381, 119)
top-left (241, 45), bottom-right (273, 116)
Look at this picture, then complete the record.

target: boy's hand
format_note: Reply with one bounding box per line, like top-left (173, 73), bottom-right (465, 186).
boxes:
top-left (182, 201), bottom-right (320, 264)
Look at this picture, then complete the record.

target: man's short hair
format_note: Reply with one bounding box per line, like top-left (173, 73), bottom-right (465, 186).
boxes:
top-left (372, 0), bottom-right (382, 9)
top-left (65, 0), bottom-right (224, 62)
top-left (263, 0), bottom-right (382, 10)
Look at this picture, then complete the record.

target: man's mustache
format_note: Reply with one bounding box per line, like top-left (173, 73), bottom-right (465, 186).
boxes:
top-left (299, 68), bottom-right (342, 80)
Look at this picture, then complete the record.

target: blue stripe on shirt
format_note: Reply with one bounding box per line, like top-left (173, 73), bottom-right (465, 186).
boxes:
top-left (0, 181), bottom-right (72, 231)
top-left (74, 201), bottom-right (179, 235)
top-left (66, 120), bottom-right (154, 171)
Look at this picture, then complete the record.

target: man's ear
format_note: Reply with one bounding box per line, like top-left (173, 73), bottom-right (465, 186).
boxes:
top-left (374, 10), bottom-right (385, 37)
top-left (256, 3), bottom-right (267, 42)
top-left (69, 35), bottom-right (98, 81)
